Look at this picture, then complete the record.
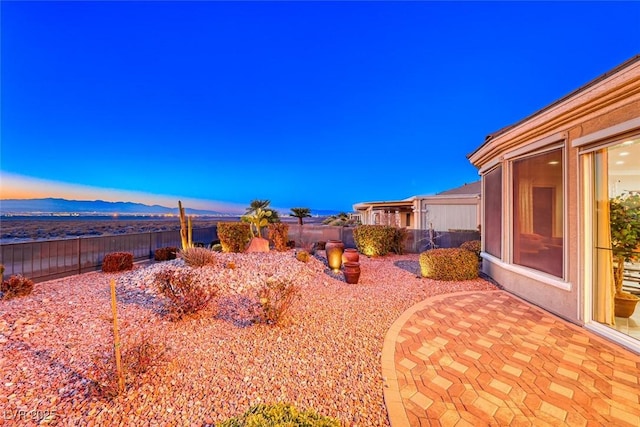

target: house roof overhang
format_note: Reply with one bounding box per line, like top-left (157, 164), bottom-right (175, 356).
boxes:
top-left (468, 54), bottom-right (640, 169)
top-left (353, 199), bottom-right (415, 211)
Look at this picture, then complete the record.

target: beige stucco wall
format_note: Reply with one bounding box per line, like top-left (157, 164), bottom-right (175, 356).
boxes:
top-left (470, 57), bottom-right (640, 325)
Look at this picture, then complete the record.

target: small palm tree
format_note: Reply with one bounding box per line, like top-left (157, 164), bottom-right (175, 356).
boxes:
top-left (246, 199), bottom-right (271, 215)
top-left (290, 207), bottom-right (311, 225)
top-left (246, 199), bottom-right (280, 223)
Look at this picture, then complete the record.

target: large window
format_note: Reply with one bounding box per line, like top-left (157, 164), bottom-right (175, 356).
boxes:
top-left (484, 167), bottom-right (502, 258)
top-left (592, 136), bottom-right (640, 336)
top-left (512, 149), bottom-right (564, 277)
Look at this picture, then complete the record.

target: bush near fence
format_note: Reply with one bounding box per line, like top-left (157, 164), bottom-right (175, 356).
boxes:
top-left (0, 225), bottom-right (480, 283)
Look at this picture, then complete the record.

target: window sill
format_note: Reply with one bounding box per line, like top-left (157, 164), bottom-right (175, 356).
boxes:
top-left (481, 252), bottom-right (572, 291)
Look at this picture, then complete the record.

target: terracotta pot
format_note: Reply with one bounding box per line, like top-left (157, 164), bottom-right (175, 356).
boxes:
top-left (343, 262), bottom-right (361, 284)
top-left (614, 295), bottom-right (639, 318)
top-left (342, 248), bottom-right (360, 264)
top-left (325, 240), bottom-right (345, 271)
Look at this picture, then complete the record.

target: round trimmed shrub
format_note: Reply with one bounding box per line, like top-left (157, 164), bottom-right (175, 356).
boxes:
top-left (419, 248), bottom-right (479, 280)
top-left (218, 403), bottom-right (340, 427)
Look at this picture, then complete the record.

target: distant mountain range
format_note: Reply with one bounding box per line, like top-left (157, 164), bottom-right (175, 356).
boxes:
top-left (0, 198), bottom-right (228, 216)
top-left (0, 198), bottom-right (342, 217)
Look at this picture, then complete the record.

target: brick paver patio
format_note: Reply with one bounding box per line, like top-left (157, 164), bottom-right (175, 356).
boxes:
top-left (381, 290), bottom-right (640, 426)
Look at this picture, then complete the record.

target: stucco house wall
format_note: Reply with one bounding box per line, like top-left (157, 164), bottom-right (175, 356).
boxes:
top-left (353, 181), bottom-right (481, 232)
top-left (468, 55), bottom-right (640, 334)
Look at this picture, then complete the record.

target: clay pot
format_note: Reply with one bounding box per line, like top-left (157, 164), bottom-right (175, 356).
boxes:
top-left (614, 295), bottom-right (639, 318)
top-left (342, 248), bottom-right (360, 264)
top-left (343, 262), bottom-right (361, 284)
top-left (325, 240), bottom-right (345, 271)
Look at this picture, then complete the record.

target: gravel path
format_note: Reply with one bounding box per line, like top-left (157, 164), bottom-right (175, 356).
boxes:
top-left (0, 251), bottom-right (497, 426)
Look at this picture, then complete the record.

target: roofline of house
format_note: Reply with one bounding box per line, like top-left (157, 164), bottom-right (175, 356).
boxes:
top-left (353, 193), bottom-right (480, 210)
top-left (467, 54), bottom-right (640, 160)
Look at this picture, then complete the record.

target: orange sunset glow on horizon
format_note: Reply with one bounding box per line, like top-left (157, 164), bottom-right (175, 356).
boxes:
top-left (0, 171), bottom-right (244, 213)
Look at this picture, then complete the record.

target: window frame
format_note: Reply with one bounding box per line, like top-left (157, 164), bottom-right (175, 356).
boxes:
top-left (507, 142), bottom-right (568, 282)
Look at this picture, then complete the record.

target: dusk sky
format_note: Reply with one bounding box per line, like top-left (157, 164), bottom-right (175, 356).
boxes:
top-left (1, 1), bottom-right (639, 214)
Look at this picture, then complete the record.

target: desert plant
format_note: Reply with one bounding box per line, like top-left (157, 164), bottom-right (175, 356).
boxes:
top-left (290, 207), bottom-right (312, 225)
top-left (102, 252), bottom-right (134, 273)
top-left (218, 403), bottom-right (340, 427)
top-left (419, 248), bottom-right (479, 281)
top-left (610, 192), bottom-right (640, 299)
top-left (268, 222), bottom-right (290, 252)
top-left (1, 274), bottom-right (35, 300)
top-left (242, 207), bottom-right (272, 238)
top-left (181, 247), bottom-right (217, 268)
top-left (460, 240), bottom-right (482, 261)
top-left (353, 225), bottom-right (396, 256)
top-left (89, 332), bottom-right (167, 398)
top-left (154, 267), bottom-right (215, 320)
top-left (178, 200), bottom-right (194, 250)
top-left (211, 243), bottom-right (223, 252)
top-left (255, 277), bottom-right (300, 325)
top-left (217, 222), bottom-right (251, 253)
top-left (296, 250), bottom-right (310, 263)
top-left (154, 246), bottom-right (178, 261)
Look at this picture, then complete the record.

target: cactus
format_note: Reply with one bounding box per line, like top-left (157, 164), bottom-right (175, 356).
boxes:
top-left (178, 201), bottom-right (193, 250)
top-left (242, 207), bottom-right (272, 238)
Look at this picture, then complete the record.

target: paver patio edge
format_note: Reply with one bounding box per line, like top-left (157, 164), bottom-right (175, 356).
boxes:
top-left (381, 289), bottom-right (501, 426)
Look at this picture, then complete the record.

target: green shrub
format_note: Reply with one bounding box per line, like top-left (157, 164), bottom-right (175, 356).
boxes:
top-left (460, 240), bottom-right (482, 261)
top-left (217, 222), bottom-right (251, 253)
top-left (217, 403), bottom-right (340, 427)
top-left (211, 243), bottom-right (223, 252)
top-left (154, 267), bottom-right (215, 320)
top-left (296, 250), bottom-right (310, 263)
top-left (256, 277), bottom-right (300, 325)
top-left (419, 248), bottom-right (479, 281)
top-left (181, 247), bottom-right (217, 268)
top-left (1, 274), bottom-right (34, 300)
top-left (102, 252), bottom-right (134, 272)
top-left (268, 223), bottom-right (290, 252)
top-left (154, 246), bottom-right (178, 261)
top-left (353, 225), bottom-right (396, 256)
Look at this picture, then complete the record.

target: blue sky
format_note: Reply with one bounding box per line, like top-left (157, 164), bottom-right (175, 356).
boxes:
top-left (1, 1), bottom-right (639, 213)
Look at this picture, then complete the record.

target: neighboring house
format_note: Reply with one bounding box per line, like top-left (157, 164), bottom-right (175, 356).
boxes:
top-left (468, 55), bottom-right (640, 353)
top-left (352, 181), bottom-right (481, 232)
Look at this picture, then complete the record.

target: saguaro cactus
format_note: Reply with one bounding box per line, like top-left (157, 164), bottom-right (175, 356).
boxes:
top-left (178, 201), bottom-right (193, 250)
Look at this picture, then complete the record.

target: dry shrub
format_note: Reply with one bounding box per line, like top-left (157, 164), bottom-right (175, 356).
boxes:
top-left (181, 247), bottom-right (216, 268)
top-left (89, 332), bottom-right (167, 399)
top-left (154, 267), bottom-right (215, 320)
top-left (102, 252), bottom-right (134, 272)
top-left (154, 246), bottom-right (178, 261)
top-left (419, 248), bottom-right (479, 281)
top-left (256, 277), bottom-right (300, 325)
top-left (460, 240), bottom-right (482, 261)
top-left (267, 223), bottom-right (290, 252)
top-left (296, 250), bottom-right (310, 263)
top-left (1, 274), bottom-right (34, 300)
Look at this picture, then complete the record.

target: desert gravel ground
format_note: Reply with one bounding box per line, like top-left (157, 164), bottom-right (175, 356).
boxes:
top-left (0, 251), bottom-right (497, 426)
